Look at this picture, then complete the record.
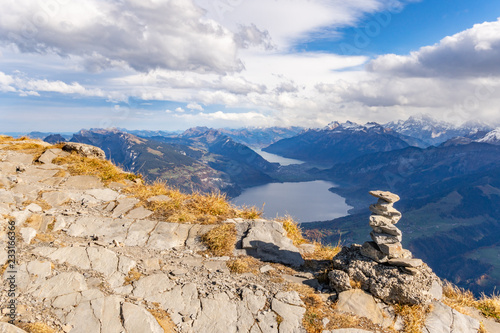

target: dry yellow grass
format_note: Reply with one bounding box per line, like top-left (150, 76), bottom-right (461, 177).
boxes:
top-left (124, 268), bottom-right (143, 285)
top-left (227, 256), bottom-right (261, 274)
top-left (18, 322), bottom-right (56, 333)
top-left (278, 215), bottom-right (307, 246)
top-left (148, 308), bottom-right (176, 333)
top-left (394, 304), bottom-right (431, 333)
top-left (53, 153), bottom-right (139, 184)
top-left (201, 224), bottom-right (237, 257)
top-left (4, 142), bottom-right (47, 154)
top-left (442, 281), bottom-right (500, 321)
top-left (124, 181), bottom-right (261, 224)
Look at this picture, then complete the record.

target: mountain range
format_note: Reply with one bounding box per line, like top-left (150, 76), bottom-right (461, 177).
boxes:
top-left (22, 114), bottom-right (500, 295)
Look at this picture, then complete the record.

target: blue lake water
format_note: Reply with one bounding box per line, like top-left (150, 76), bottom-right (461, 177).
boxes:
top-left (253, 148), bottom-right (304, 166)
top-left (231, 180), bottom-right (352, 223)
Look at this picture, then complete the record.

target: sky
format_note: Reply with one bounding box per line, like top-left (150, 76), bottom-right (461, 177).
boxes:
top-left (1, 0), bottom-right (500, 132)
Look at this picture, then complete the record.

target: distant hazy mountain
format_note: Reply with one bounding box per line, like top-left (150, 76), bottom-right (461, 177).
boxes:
top-left (28, 131), bottom-right (73, 140)
top-left (476, 128), bottom-right (500, 145)
top-left (150, 127), bottom-right (278, 188)
top-left (384, 114), bottom-right (493, 146)
top-left (263, 121), bottom-right (424, 165)
top-left (119, 128), bottom-right (182, 137)
top-left (43, 134), bottom-right (67, 144)
top-left (70, 129), bottom-right (236, 195)
top-left (218, 126), bottom-right (304, 148)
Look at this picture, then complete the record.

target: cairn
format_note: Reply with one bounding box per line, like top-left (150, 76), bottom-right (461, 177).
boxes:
top-left (360, 190), bottom-right (423, 273)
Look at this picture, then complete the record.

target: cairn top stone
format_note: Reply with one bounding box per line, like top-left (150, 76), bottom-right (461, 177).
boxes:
top-left (369, 190), bottom-right (400, 203)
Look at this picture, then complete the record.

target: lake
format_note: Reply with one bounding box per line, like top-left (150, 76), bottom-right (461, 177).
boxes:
top-left (231, 180), bottom-right (352, 223)
top-left (253, 148), bottom-right (304, 166)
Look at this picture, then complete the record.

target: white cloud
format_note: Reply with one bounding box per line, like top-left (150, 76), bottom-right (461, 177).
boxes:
top-left (0, 0), bottom-right (242, 73)
top-left (367, 18), bottom-right (500, 78)
top-left (175, 107), bottom-right (185, 113)
top-left (187, 102), bottom-right (204, 111)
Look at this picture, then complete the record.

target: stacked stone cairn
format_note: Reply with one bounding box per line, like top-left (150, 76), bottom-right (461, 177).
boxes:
top-left (360, 190), bottom-right (424, 274)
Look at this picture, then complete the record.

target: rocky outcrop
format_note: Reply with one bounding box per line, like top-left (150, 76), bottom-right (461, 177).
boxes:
top-left (329, 244), bottom-right (442, 305)
top-left (0, 144), bottom-right (309, 332)
top-left (62, 142), bottom-right (106, 159)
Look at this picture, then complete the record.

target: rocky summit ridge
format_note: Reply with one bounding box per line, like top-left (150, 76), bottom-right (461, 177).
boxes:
top-left (0, 136), bottom-right (497, 333)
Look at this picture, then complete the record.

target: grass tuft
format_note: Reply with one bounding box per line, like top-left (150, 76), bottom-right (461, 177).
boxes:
top-left (227, 256), bottom-right (261, 274)
top-left (124, 268), bottom-right (142, 285)
top-left (278, 215), bottom-right (307, 246)
top-left (18, 322), bottom-right (56, 333)
top-left (148, 307), bottom-right (176, 333)
top-left (4, 142), bottom-right (47, 154)
top-left (394, 304), bottom-right (431, 333)
top-left (201, 224), bottom-right (237, 257)
top-left (53, 153), bottom-right (139, 184)
top-left (124, 181), bottom-right (260, 224)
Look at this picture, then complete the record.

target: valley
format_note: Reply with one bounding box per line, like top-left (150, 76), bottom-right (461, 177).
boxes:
top-left (12, 114), bottom-right (500, 296)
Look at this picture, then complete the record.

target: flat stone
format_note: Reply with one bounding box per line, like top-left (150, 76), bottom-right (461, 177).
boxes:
top-left (42, 191), bottom-right (72, 206)
top-left (260, 265), bottom-right (275, 273)
top-left (63, 175), bottom-right (103, 190)
top-left (147, 223), bottom-right (192, 250)
top-left (62, 142), bottom-right (106, 159)
top-left (369, 190), bottom-right (400, 203)
top-left (370, 231), bottom-right (402, 245)
top-left (238, 220), bottom-right (304, 267)
top-left (33, 272), bottom-right (87, 299)
top-left (0, 322), bottom-right (29, 333)
top-left (370, 219), bottom-right (402, 236)
top-left (133, 274), bottom-right (175, 298)
top-left (87, 247), bottom-right (119, 277)
top-left (378, 242), bottom-right (405, 257)
top-left (360, 241), bottom-right (388, 263)
top-left (147, 194), bottom-right (172, 203)
top-left (369, 204), bottom-right (402, 222)
top-left (86, 188), bottom-right (120, 202)
top-left (192, 293), bottom-right (238, 333)
top-left (124, 219), bottom-right (157, 247)
top-left (48, 247), bottom-right (91, 270)
top-left (424, 300), bottom-right (480, 333)
top-left (112, 197), bottom-right (139, 218)
top-left (122, 302), bottom-right (164, 333)
top-left (336, 289), bottom-right (392, 328)
top-left (271, 296), bottom-right (306, 333)
top-left (26, 203), bottom-right (42, 213)
top-left (118, 256), bottom-right (137, 275)
top-left (37, 148), bottom-right (68, 164)
top-left (125, 206), bottom-right (153, 219)
top-left (20, 227), bottom-right (37, 243)
top-left (26, 260), bottom-right (52, 280)
top-left (387, 258), bottom-right (423, 268)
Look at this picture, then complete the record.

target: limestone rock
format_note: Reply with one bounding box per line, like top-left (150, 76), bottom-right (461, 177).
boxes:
top-left (336, 289), bottom-right (393, 328)
top-left (0, 322), bottom-right (29, 333)
top-left (62, 142), bottom-right (106, 159)
top-left (34, 272), bottom-right (87, 300)
top-left (20, 227), bottom-right (37, 243)
top-left (328, 270), bottom-right (352, 293)
top-left (271, 292), bottom-right (306, 333)
top-left (37, 148), bottom-right (69, 164)
top-left (369, 190), bottom-right (400, 203)
top-left (332, 245), bottom-right (442, 305)
top-left (237, 220), bottom-right (304, 267)
top-left (122, 302), bottom-right (164, 333)
top-left (369, 204), bottom-right (402, 222)
top-left (370, 231), bottom-right (402, 245)
top-left (125, 206), bottom-right (153, 219)
top-left (63, 175), bottom-right (103, 190)
top-left (424, 300), bottom-right (479, 333)
top-left (387, 258), bottom-right (423, 268)
top-left (360, 242), bottom-right (388, 263)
